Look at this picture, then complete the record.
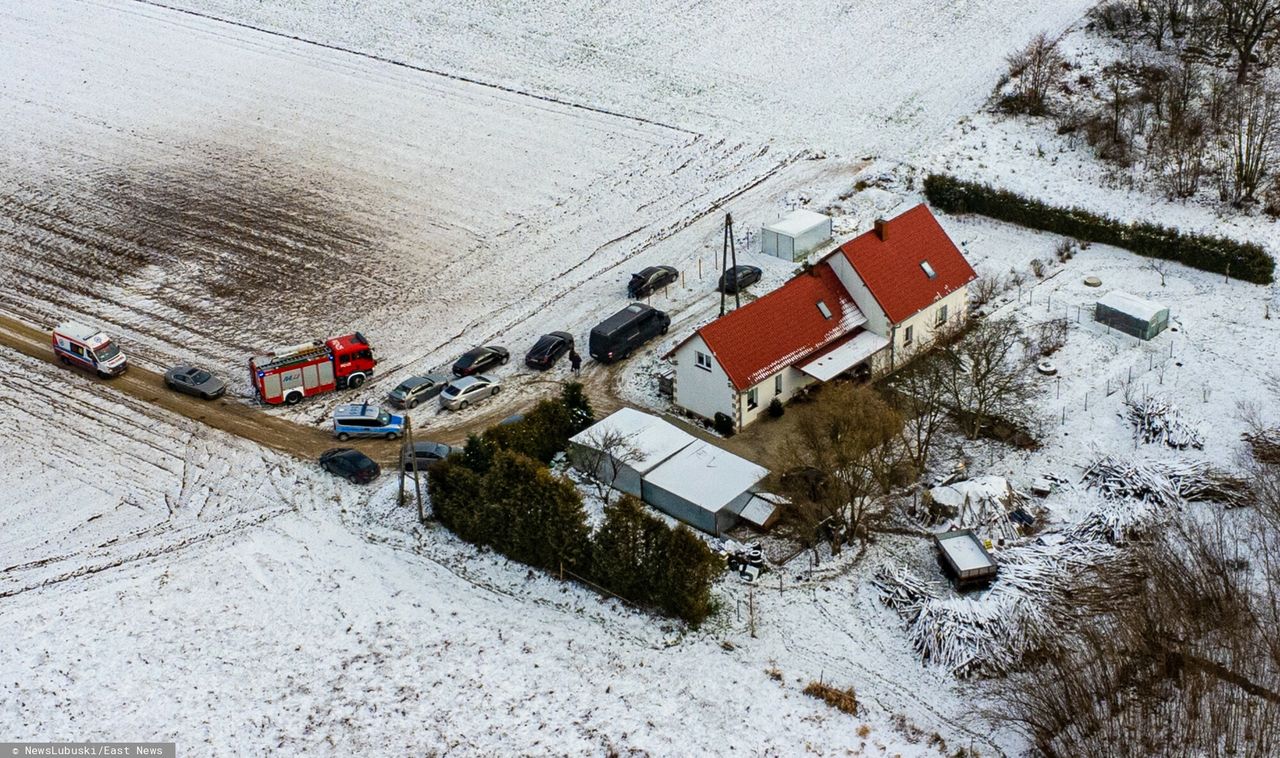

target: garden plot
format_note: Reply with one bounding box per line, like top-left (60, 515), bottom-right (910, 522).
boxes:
top-left (0, 0), bottom-right (789, 421)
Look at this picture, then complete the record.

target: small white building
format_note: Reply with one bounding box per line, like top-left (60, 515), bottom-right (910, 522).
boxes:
top-left (569, 409), bottom-right (774, 535)
top-left (762, 209), bottom-right (832, 261)
top-left (667, 204), bottom-right (977, 430)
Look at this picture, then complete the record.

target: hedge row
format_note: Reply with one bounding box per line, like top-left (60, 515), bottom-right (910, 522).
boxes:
top-left (427, 384), bottom-right (724, 626)
top-left (923, 174), bottom-right (1275, 285)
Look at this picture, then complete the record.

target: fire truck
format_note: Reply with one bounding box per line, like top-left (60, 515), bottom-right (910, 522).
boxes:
top-left (249, 333), bottom-right (376, 405)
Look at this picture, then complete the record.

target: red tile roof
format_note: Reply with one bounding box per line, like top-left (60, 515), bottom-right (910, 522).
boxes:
top-left (687, 262), bottom-right (866, 391)
top-left (834, 204), bottom-right (976, 324)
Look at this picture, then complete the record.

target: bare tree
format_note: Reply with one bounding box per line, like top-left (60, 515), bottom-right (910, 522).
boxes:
top-left (1224, 80), bottom-right (1280, 203)
top-left (573, 428), bottom-right (641, 509)
top-left (939, 316), bottom-right (1039, 441)
top-left (1153, 59), bottom-right (1209, 198)
top-left (1218, 0), bottom-right (1280, 83)
top-left (776, 383), bottom-right (906, 553)
top-left (886, 351), bottom-right (952, 474)
top-left (1006, 32), bottom-right (1065, 115)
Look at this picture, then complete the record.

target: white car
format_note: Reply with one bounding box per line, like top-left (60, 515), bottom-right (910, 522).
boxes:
top-left (439, 374), bottom-right (500, 411)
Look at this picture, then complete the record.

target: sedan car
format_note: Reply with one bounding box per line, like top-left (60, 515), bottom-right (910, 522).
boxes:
top-left (332, 402), bottom-right (405, 441)
top-left (400, 441), bottom-right (453, 472)
top-left (387, 374), bottom-right (449, 409)
top-left (717, 265), bottom-right (763, 294)
top-left (627, 265), bottom-right (678, 298)
top-left (452, 345), bottom-right (509, 377)
top-left (525, 332), bottom-right (574, 370)
top-left (164, 365), bottom-right (226, 399)
top-left (439, 374), bottom-right (500, 411)
top-left (319, 448), bottom-right (381, 485)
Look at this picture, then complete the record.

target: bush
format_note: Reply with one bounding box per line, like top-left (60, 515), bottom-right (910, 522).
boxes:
top-left (768, 397), bottom-right (785, 418)
top-left (713, 412), bottom-right (736, 436)
top-left (802, 680), bottom-right (859, 716)
top-left (481, 382), bottom-right (596, 464)
top-left (924, 174), bottom-right (1275, 284)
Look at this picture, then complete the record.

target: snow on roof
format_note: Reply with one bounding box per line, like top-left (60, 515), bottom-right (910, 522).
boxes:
top-left (55, 322), bottom-right (104, 344)
top-left (1097, 290), bottom-right (1168, 323)
top-left (936, 531), bottom-right (996, 573)
top-left (928, 475), bottom-right (1012, 510)
top-left (832, 204), bottom-right (976, 323)
top-left (643, 439), bottom-right (769, 514)
top-left (689, 262), bottom-right (866, 390)
top-left (569, 408), bottom-right (696, 474)
top-left (763, 208), bottom-right (831, 238)
top-left (797, 330), bottom-right (890, 382)
top-left (737, 494), bottom-right (779, 528)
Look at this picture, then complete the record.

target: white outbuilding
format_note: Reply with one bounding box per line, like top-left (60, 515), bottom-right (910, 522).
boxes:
top-left (568, 407), bottom-right (695, 497)
top-left (761, 209), bottom-right (832, 261)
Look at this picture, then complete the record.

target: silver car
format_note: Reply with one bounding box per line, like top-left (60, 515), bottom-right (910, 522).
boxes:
top-left (439, 374), bottom-right (500, 411)
top-left (164, 365), bottom-right (226, 400)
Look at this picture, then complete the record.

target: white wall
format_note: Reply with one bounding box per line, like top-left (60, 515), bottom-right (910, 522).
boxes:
top-left (826, 254), bottom-right (890, 335)
top-left (671, 334), bottom-right (736, 422)
top-left (737, 366), bottom-right (813, 428)
top-left (880, 285), bottom-right (969, 374)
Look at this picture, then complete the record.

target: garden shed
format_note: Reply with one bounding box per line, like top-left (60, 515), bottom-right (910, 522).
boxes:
top-left (640, 439), bottom-right (770, 536)
top-left (1094, 290), bottom-right (1169, 340)
top-left (762, 209), bottom-right (832, 261)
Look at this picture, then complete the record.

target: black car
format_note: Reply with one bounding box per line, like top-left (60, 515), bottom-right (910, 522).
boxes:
top-left (717, 265), bottom-right (763, 294)
top-left (387, 374), bottom-right (449, 409)
top-left (589, 303), bottom-right (670, 363)
top-left (319, 448), bottom-right (381, 485)
top-left (525, 332), bottom-right (574, 369)
top-left (400, 441), bottom-right (453, 472)
top-left (452, 345), bottom-right (509, 377)
top-left (627, 266), bottom-right (678, 298)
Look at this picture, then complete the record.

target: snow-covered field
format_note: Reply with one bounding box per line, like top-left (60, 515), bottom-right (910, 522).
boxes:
top-left (10, 0), bottom-right (1272, 754)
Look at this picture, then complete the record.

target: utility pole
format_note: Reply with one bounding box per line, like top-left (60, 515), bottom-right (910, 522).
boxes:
top-left (719, 212), bottom-right (740, 316)
top-left (400, 414), bottom-right (425, 521)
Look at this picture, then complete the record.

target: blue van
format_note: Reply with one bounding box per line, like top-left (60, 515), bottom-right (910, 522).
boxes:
top-left (332, 402), bottom-right (405, 441)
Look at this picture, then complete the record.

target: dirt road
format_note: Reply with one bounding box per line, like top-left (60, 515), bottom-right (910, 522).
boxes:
top-left (0, 314), bottom-right (623, 466)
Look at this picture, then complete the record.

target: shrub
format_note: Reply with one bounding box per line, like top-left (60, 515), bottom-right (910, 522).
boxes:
top-left (1030, 258), bottom-right (1046, 278)
top-left (713, 412), bottom-right (736, 436)
top-left (802, 680), bottom-right (859, 716)
top-left (768, 397), bottom-right (785, 418)
top-left (924, 174), bottom-right (1275, 284)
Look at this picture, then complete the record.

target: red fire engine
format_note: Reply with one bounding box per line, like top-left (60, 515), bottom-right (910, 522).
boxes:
top-left (249, 333), bottom-right (377, 405)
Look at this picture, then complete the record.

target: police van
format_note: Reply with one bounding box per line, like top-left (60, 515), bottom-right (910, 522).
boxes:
top-left (52, 322), bottom-right (128, 378)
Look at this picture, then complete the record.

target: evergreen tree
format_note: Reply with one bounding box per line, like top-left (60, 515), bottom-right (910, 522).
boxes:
top-left (561, 381), bottom-right (595, 433)
top-left (461, 433), bottom-right (496, 474)
top-left (591, 497), bottom-right (651, 602)
top-left (483, 451), bottom-right (591, 572)
top-left (658, 526), bottom-right (725, 626)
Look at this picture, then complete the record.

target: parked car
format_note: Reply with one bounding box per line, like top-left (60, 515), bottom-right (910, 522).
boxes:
top-left (498, 413), bottom-right (525, 426)
top-left (588, 303), bottom-right (670, 363)
top-left (332, 402), bottom-right (405, 440)
top-left (400, 441), bottom-right (453, 472)
top-left (717, 265), bottom-right (762, 294)
top-left (440, 374), bottom-right (500, 411)
top-left (627, 265), bottom-right (678, 298)
top-left (525, 332), bottom-right (574, 369)
top-left (164, 365), bottom-right (226, 399)
top-left (452, 345), bottom-right (509, 377)
top-left (319, 448), bottom-right (381, 484)
top-left (387, 374), bottom-right (448, 409)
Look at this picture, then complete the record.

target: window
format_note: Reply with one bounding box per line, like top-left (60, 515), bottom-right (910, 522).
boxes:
top-left (921, 260), bottom-right (937, 279)
top-left (936, 304), bottom-right (948, 325)
top-left (816, 300), bottom-right (832, 319)
top-left (774, 374), bottom-right (783, 396)
top-left (903, 325), bottom-right (913, 346)
top-left (695, 351), bottom-right (712, 371)
top-left (747, 386), bottom-right (759, 410)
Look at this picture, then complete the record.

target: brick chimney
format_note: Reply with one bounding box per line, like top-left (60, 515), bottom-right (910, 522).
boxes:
top-left (874, 218), bottom-right (888, 241)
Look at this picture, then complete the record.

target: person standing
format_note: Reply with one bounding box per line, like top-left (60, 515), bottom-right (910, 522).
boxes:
top-left (569, 348), bottom-right (582, 376)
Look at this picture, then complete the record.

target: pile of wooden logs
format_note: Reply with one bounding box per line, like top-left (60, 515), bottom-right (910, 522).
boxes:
top-left (1244, 427), bottom-right (1280, 465)
top-left (1081, 455), bottom-right (1248, 508)
top-left (1125, 395), bottom-right (1203, 450)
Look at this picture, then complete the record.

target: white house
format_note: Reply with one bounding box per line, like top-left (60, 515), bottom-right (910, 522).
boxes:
top-left (666, 204), bottom-right (977, 430)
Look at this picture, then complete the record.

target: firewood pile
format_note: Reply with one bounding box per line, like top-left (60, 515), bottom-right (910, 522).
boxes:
top-left (1244, 427), bottom-right (1280, 465)
top-left (1082, 455), bottom-right (1249, 508)
top-left (1068, 496), bottom-right (1160, 544)
top-left (1125, 395), bottom-right (1203, 450)
top-left (872, 540), bottom-right (1114, 678)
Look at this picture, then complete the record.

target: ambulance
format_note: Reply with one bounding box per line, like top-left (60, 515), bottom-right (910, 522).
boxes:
top-left (52, 322), bottom-right (129, 378)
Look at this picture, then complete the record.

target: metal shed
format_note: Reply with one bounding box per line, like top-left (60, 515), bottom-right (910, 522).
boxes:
top-left (762, 209), bottom-right (832, 261)
top-left (1095, 290), bottom-right (1170, 340)
top-left (641, 439), bottom-right (770, 536)
top-left (568, 408), bottom-right (695, 497)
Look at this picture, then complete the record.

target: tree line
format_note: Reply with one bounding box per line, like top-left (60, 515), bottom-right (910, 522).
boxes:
top-left (426, 383), bottom-right (724, 625)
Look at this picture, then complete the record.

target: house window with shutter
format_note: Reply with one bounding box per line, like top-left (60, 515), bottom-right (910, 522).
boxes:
top-left (903, 325), bottom-right (913, 346)
top-left (695, 351), bottom-right (712, 371)
top-left (747, 386), bottom-right (759, 410)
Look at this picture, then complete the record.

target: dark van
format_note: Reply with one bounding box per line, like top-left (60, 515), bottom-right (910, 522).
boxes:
top-left (589, 303), bottom-right (670, 363)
